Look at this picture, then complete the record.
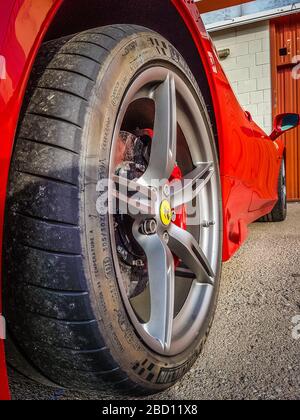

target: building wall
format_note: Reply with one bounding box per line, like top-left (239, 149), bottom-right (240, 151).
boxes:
top-left (211, 21), bottom-right (272, 134)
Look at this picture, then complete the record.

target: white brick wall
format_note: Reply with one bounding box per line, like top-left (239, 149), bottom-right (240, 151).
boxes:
top-left (211, 22), bottom-right (272, 134)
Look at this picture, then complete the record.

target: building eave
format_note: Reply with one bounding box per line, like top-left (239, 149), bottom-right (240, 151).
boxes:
top-left (204, 2), bottom-right (300, 32)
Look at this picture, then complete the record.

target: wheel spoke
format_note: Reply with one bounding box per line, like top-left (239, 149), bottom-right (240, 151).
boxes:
top-left (175, 265), bottom-right (195, 279)
top-left (133, 228), bottom-right (175, 352)
top-left (140, 74), bottom-right (177, 185)
top-left (112, 174), bottom-right (157, 216)
top-left (170, 162), bottom-right (214, 208)
top-left (169, 223), bottom-right (214, 286)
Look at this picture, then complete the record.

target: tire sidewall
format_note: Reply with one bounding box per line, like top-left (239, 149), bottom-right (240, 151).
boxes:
top-left (81, 29), bottom-right (223, 390)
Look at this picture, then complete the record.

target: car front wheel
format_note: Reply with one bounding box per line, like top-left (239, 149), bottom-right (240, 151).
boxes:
top-left (4, 25), bottom-right (222, 394)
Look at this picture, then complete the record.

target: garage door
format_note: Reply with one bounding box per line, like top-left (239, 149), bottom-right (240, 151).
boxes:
top-left (271, 14), bottom-right (300, 201)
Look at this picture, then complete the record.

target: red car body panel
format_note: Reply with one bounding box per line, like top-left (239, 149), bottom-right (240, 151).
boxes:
top-left (0, 0), bottom-right (284, 398)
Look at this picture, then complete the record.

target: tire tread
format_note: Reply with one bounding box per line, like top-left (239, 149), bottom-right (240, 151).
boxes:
top-left (5, 26), bottom-right (136, 391)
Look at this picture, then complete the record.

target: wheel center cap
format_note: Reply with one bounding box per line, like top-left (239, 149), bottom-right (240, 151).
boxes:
top-left (160, 200), bottom-right (172, 226)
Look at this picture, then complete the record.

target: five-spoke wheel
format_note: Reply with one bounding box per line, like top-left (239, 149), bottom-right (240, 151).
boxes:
top-left (110, 67), bottom-right (222, 355)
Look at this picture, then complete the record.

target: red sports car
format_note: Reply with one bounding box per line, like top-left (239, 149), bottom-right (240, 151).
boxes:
top-left (0, 0), bottom-right (299, 399)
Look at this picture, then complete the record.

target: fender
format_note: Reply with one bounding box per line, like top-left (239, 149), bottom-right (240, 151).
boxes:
top-left (172, 0), bottom-right (282, 258)
top-left (0, 0), bottom-right (283, 397)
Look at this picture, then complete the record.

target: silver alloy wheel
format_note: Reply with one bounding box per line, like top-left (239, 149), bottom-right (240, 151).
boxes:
top-left (109, 66), bottom-right (221, 356)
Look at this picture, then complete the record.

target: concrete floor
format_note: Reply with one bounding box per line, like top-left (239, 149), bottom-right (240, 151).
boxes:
top-left (8, 203), bottom-right (300, 400)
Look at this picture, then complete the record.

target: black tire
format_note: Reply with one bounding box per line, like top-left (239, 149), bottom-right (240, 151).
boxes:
top-left (4, 25), bottom-right (222, 394)
top-left (258, 159), bottom-right (287, 223)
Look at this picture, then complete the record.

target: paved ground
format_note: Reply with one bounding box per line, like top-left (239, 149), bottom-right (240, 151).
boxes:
top-left (8, 203), bottom-right (300, 400)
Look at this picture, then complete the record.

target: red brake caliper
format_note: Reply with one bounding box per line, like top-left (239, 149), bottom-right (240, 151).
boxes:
top-left (169, 165), bottom-right (187, 231)
top-left (169, 165), bottom-right (187, 267)
top-left (140, 129), bottom-right (187, 267)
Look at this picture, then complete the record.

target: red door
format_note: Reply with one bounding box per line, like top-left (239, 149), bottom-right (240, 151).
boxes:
top-left (271, 14), bottom-right (300, 201)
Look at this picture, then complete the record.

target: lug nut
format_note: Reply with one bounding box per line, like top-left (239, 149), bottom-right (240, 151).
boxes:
top-left (163, 232), bottom-right (169, 243)
top-left (171, 210), bottom-right (176, 222)
top-left (141, 219), bottom-right (157, 235)
top-left (163, 184), bottom-right (170, 197)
